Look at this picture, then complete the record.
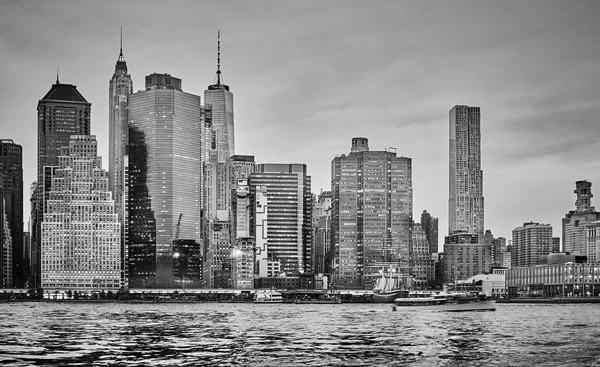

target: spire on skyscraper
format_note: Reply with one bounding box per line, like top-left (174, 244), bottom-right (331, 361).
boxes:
top-left (115, 27), bottom-right (127, 72)
top-left (56, 67), bottom-right (59, 84)
top-left (208, 31), bottom-right (229, 91)
top-left (119, 26), bottom-right (124, 60)
top-left (216, 30), bottom-right (222, 86)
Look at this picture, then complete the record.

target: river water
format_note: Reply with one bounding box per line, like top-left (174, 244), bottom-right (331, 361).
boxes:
top-left (0, 302), bottom-right (598, 366)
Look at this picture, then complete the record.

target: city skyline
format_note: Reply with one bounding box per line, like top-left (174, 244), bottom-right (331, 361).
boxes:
top-left (2, 1), bottom-right (600, 243)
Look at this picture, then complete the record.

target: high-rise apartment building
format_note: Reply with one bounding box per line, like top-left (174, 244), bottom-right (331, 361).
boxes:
top-left (249, 164), bottom-right (312, 276)
top-left (204, 32), bottom-right (234, 163)
top-left (128, 73), bottom-right (202, 288)
top-left (444, 105), bottom-right (488, 284)
top-left (0, 139), bottom-right (23, 286)
top-left (449, 105), bottom-right (483, 237)
top-left (420, 210), bottom-right (438, 254)
top-left (32, 78), bottom-right (91, 287)
top-left (41, 136), bottom-right (121, 290)
top-left (512, 222), bottom-right (555, 268)
top-left (108, 32), bottom-right (134, 287)
top-left (563, 180), bottom-right (600, 255)
top-left (331, 138), bottom-right (413, 289)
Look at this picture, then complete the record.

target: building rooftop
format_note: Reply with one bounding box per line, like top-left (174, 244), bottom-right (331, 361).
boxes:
top-left (41, 83), bottom-right (89, 103)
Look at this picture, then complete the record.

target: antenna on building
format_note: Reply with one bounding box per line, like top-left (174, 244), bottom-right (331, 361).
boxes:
top-left (216, 30), bottom-right (222, 85)
top-left (118, 27), bottom-right (125, 62)
top-left (56, 67), bottom-right (59, 84)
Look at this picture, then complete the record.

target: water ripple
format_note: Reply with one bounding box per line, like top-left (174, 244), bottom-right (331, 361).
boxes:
top-left (1, 303), bottom-right (599, 366)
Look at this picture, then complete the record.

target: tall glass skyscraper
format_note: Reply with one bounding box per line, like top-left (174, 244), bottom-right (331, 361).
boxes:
top-left (448, 105), bottom-right (484, 237)
top-left (41, 135), bottom-right (120, 290)
top-left (331, 138), bottom-right (412, 289)
top-left (128, 73), bottom-right (202, 288)
top-left (108, 31), bottom-right (133, 288)
top-left (204, 32), bottom-right (234, 163)
top-left (0, 139), bottom-right (23, 286)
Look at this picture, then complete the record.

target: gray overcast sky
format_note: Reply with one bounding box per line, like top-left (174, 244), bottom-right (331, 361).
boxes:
top-left (1, 0), bottom-right (600, 244)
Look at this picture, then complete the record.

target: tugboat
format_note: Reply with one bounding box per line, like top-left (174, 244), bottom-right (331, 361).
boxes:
top-left (392, 290), bottom-right (496, 312)
top-left (253, 289), bottom-right (284, 303)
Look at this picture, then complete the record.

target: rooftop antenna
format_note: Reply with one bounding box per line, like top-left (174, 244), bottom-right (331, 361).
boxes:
top-left (118, 27), bottom-right (125, 62)
top-left (56, 67), bottom-right (59, 84)
top-left (216, 30), bottom-right (222, 85)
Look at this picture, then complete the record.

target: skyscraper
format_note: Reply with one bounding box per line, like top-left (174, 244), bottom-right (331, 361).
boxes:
top-left (201, 32), bottom-right (236, 288)
top-left (420, 210), bottom-right (438, 254)
top-left (313, 191), bottom-right (332, 275)
top-left (204, 31), bottom-right (234, 163)
top-left (331, 138), bottom-right (413, 289)
top-left (448, 105), bottom-right (484, 237)
top-left (1, 184), bottom-right (13, 287)
top-left (0, 139), bottom-right (23, 286)
top-left (411, 223), bottom-right (435, 289)
top-left (249, 164), bottom-right (312, 276)
top-left (128, 73), bottom-right (202, 288)
top-left (41, 135), bottom-right (120, 290)
top-left (32, 77), bottom-right (91, 287)
top-left (108, 29), bottom-right (134, 286)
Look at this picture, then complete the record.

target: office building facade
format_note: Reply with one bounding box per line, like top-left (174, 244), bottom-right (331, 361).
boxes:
top-left (1, 187), bottom-right (13, 287)
top-left (420, 210), bottom-right (438, 254)
top-left (41, 135), bottom-right (120, 290)
top-left (313, 191), bottom-right (332, 275)
top-left (249, 164), bottom-right (312, 276)
top-left (0, 139), bottom-right (23, 286)
top-left (128, 73), bottom-right (202, 288)
top-left (32, 79), bottom-right (91, 287)
top-left (331, 138), bottom-right (413, 289)
top-left (443, 232), bottom-right (492, 283)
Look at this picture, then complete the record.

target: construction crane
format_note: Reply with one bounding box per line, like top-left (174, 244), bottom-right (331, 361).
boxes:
top-left (175, 213), bottom-right (183, 241)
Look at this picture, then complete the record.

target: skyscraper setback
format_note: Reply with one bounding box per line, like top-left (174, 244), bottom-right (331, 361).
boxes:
top-left (108, 30), bottom-right (133, 287)
top-left (448, 105), bottom-right (484, 237)
top-left (41, 136), bottom-right (120, 290)
top-left (32, 78), bottom-right (91, 287)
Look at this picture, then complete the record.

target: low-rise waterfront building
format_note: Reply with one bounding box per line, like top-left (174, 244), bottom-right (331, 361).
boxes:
top-left (506, 259), bottom-right (599, 298)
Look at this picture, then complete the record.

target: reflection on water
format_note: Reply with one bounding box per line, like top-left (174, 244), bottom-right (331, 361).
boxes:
top-left (0, 303), bottom-right (599, 366)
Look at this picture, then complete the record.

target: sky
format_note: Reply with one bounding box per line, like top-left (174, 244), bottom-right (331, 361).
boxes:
top-left (1, 0), bottom-right (600, 245)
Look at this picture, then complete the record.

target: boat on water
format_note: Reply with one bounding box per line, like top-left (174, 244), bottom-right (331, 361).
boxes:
top-left (373, 269), bottom-right (405, 303)
top-left (392, 290), bottom-right (496, 312)
top-left (253, 289), bottom-right (284, 303)
top-left (295, 296), bottom-right (342, 304)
